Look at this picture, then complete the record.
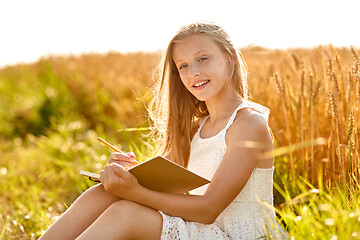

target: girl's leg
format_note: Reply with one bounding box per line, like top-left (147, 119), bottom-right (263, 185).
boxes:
top-left (40, 184), bottom-right (120, 240)
top-left (76, 200), bottom-right (163, 240)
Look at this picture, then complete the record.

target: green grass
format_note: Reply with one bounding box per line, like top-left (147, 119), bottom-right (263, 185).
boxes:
top-left (0, 126), bottom-right (154, 239)
top-left (275, 178), bottom-right (360, 239)
top-left (0, 54), bottom-right (156, 239)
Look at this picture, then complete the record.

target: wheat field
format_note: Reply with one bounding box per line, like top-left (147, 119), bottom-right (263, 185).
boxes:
top-left (0, 45), bottom-right (359, 239)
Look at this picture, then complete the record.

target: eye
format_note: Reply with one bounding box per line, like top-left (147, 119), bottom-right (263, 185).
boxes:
top-left (179, 64), bottom-right (188, 70)
top-left (199, 57), bottom-right (208, 62)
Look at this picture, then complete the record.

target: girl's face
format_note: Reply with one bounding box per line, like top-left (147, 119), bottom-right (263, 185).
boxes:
top-left (172, 34), bottom-right (233, 102)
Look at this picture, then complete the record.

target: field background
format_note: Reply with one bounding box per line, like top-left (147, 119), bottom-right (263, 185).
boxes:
top-left (1, 46), bottom-right (359, 239)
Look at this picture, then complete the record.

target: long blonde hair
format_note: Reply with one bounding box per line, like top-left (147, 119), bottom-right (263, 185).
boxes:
top-left (148, 21), bottom-right (249, 167)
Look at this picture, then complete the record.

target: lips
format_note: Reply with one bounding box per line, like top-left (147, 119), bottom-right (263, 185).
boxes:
top-left (192, 80), bottom-right (210, 88)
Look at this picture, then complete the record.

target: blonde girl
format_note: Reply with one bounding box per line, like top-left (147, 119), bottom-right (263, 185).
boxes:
top-left (40, 21), bottom-right (278, 239)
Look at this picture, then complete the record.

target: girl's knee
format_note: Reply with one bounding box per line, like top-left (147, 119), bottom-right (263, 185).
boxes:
top-left (106, 200), bottom-right (163, 239)
top-left (108, 200), bottom-right (138, 216)
top-left (106, 200), bottom-right (157, 227)
top-left (80, 183), bottom-right (103, 198)
top-left (75, 184), bottom-right (119, 207)
top-left (102, 200), bottom-right (140, 236)
top-left (91, 184), bottom-right (121, 201)
top-left (87, 183), bottom-right (105, 193)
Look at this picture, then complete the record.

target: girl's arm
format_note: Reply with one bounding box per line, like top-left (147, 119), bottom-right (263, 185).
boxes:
top-left (100, 113), bottom-right (273, 224)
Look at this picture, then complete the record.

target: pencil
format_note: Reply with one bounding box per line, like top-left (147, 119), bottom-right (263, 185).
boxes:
top-left (97, 137), bottom-right (139, 164)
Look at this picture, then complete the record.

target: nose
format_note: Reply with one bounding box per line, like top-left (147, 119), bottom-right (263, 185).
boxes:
top-left (189, 64), bottom-right (200, 78)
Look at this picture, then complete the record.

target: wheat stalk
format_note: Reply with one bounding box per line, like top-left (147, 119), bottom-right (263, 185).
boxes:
top-left (306, 72), bottom-right (315, 181)
top-left (345, 72), bottom-right (352, 103)
top-left (273, 72), bottom-right (296, 188)
top-left (347, 112), bottom-right (355, 176)
top-left (328, 91), bottom-right (338, 118)
top-left (351, 46), bottom-right (359, 61)
top-left (300, 70), bottom-right (306, 175)
top-left (328, 60), bottom-right (340, 98)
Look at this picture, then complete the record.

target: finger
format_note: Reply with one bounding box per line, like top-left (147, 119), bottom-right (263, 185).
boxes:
top-left (107, 160), bottom-right (134, 170)
top-left (127, 152), bottom-right (136, 159)
top-left (101, 165), bottom-right (122, 192)
top-left (111, 162), bottom-right (129, 178)
top-left (103, 165), bottom-right (118, 180)
top-left (106, 164), bottom-right (122, 180)
top-left (117, 161), bottom-right (135, 170)
top-left (99, 169), bottom-right (106, 183)
top-left (108, 154), bottom-right (133, 166)
top-left (111, 152), bottom-right (134, 162)
top-left (111, 163), bottom-right (139, 187)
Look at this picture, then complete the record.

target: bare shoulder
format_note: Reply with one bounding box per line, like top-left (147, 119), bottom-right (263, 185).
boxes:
top-left (226, 108), bottom-right (272, 149)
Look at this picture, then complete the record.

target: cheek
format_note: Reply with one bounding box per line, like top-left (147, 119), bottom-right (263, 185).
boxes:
top-left (215, 61), bottom-right (231, 80)
top-left (179, 72), bottom-right (189, 85)
top-left (179, 75), bottom-right (193, 93)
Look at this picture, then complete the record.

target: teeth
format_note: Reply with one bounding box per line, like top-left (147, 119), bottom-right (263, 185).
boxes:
top-left (194, 80), bottom-right (209, 87)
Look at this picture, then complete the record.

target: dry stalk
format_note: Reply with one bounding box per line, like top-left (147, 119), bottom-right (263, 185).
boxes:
top-left (335, 53), bottom-right (342, 72)
top-left (347, 112), bottom-right (355, 177)
top-left (309, 72), bottom-right (316, 182)
top-left (353, 59), bottom-right (360, 179)
top-left (335, 53), bottom-right (346, 115)
top-left (300, 70), bottom-right (306, 175)
top-left (329, 90), bottom-right (345, 185)
top-left (352, 51), bottom-right (360, 100)
top-left (357, 77), bottom-right (360, 101)
top-left (313, 80), bottom-right (321, 101)
top-left (273, 72), bottom-right (284, 97)
top-left (328, 60), bottom-right (340, 98)
top-left (353, 59), bottom-right (360, 80)
top-left (328, 91), bottom-right (338, 118)
top-left (328, 91), bottom-right (339, 180)
top-left (351, 46), bottom-right (359, 61)
top-left (345, 72), bottom-right (352, 103)
top-left (273, 73), bottom-right (295, 188)
top-left (353, 61), bottom-right (360, 171)
top-left (353, 60), bottom-right (360, 100)
top-left (291, 53), bottom-right (303, 71)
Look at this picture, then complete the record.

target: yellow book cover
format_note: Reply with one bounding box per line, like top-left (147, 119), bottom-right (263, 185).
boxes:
top-left (80, 156), bottom-right (210, 194)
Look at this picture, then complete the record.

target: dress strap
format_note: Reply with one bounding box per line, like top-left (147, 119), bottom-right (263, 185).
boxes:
top-left (198, 115), bottom-right (210, 130)
top-left (224, 100), bottom-right (270, 131)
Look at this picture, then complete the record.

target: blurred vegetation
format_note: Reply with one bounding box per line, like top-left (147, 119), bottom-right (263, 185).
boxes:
top-left (0, 46), bottom-right (359, 239)
top-left (0, 52), bottom-right (159, 239)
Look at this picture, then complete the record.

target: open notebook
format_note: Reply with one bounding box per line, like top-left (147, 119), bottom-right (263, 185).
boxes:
top-left (80, 156), bottom-right (210, 194)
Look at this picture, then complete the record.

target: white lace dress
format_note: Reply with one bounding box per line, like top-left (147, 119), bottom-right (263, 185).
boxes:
top-left (159, 100), bottom-right (278, 239)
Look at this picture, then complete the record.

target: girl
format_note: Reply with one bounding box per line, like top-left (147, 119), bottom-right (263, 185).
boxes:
top-left (40, 21), bottom-right (278, 239)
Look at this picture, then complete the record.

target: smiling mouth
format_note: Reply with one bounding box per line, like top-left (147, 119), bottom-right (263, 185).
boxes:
top-left (193, 80), bottom-right (210, 88)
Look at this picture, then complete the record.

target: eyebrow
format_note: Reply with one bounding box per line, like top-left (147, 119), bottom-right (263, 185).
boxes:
top-left (174, 49), bottom-right (209, 65)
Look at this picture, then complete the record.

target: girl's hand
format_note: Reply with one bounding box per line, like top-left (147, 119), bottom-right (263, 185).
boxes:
top-left (107, 152), bottom-right (136, 170)
top-left (99, 163), bottom-right (140, 199)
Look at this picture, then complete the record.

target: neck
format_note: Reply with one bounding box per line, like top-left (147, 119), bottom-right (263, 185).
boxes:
top-left (205, 93), bottom-right (243, 124)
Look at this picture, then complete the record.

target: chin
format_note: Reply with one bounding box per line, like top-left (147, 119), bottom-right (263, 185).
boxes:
top-left (193, 95), bottom-right (208, 102)
top-left (191, 91), bottom-right (215, 102)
